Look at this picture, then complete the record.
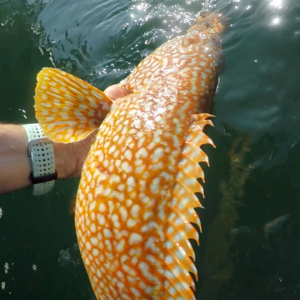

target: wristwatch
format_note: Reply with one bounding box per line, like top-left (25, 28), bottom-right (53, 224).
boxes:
top-left (22, 124), bottom-right (57, 196)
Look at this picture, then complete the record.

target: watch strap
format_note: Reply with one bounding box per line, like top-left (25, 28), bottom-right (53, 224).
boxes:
top-left (22, 124), bottom-right (57, 196)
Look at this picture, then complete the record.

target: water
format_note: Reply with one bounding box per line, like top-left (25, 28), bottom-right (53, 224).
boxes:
top-left (0, 0), bottom-right (300, 299)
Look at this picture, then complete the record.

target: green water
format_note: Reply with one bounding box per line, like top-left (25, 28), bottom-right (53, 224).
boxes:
top-left (1, 0), bottom-right (300, 299)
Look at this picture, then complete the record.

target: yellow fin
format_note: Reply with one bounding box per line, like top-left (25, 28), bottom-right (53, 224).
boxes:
top-left (169, 206), bottom-right (199, 259)
top-left (164, 253), bottom-right (196, 298)
top-left (181, 150), bottom-right (205, 182)
top-left (34, 68), bottom-right (113, 143)
top-left (164, 113), bottom-right (214, 295)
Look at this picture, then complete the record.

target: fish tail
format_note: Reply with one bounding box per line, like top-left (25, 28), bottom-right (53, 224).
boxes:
top-left (192, 12), bottom-right (226, 75)
top-left (34, 68), bottom-right (113, 143)
top-left (191, 12), bottom-right (226, 36)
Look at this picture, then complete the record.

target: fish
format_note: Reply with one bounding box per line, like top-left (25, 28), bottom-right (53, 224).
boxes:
top-left (34, 12), bottom-right (225, 300)
top-left (263, 213), bottom-right (291, 238)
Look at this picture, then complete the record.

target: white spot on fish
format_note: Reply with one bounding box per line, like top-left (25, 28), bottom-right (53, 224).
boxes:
top-left (127, 218), bottom-right (137, 227)
top-left (121, 161), bottom-right (132, 173)
top-left (98, 202), bottom-right (107, 213)
top-left (116, 240), bottom-right (125, 252)
top-left (91, 237), bottom-right (98, 246)
top-left (51, 87), bottom-right (59, 93)
top-left (86, 242), bottom-right (92, 251)
top-left (97, 214), bottom-right (105, 225)
top-left (46, 116), bottom-right (55, 122)
top-left (129, 233), bottom-right (143, 245)
top-left (92, 248), bottom-right (99, 257)
top-left (103, 228), bottom-right (112, 238)
top-left (130, 204), bottom-right (140, 218)
top-left (124, 149), bottom-right (132, 160)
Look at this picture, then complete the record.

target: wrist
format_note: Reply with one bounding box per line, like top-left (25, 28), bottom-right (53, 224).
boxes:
top-left (52, 141), bottom-right (76, 179)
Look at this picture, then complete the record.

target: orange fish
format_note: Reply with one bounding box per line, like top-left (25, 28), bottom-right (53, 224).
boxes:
top-left (34, 12), bottom-right (225, 300)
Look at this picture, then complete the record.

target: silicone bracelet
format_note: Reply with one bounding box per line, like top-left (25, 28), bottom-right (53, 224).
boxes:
top-left (22, 124), bottom-right (57, 196)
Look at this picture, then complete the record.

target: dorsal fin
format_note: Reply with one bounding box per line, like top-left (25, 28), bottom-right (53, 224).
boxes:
top-left (34, 68), bottom-right (113, 143)
top-left (164, 113), bottom-right (214, 298)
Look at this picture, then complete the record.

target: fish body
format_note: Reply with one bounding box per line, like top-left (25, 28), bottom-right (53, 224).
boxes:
top-left (34, 13), bottom-right (224, 300)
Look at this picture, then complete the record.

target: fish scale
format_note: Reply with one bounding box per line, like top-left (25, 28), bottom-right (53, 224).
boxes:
top-left (34, 12), bottom-right (225, 300)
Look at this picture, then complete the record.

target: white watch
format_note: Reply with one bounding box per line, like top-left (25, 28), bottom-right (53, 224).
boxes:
top-left (22, 124), bottom-right (57, 196)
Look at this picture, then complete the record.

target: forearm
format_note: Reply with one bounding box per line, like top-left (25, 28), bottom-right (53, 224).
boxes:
top-left (0, 124), bottom-right (68, 195)
top-left (0, 85), bottom-right (129, 195)
top-left (0, 125), bottom-right (31, 194)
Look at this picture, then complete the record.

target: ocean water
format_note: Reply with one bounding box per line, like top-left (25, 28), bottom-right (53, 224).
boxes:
top-left (0, 0), bottom-right (300, 299)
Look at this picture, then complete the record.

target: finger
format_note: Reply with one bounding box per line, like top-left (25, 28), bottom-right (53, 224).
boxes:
top-left (104, 84), bottom-right (131, 100)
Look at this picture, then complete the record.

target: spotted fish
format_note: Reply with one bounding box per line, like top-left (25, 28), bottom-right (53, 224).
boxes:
top-left (34, 12), bottom-right (225, 300)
